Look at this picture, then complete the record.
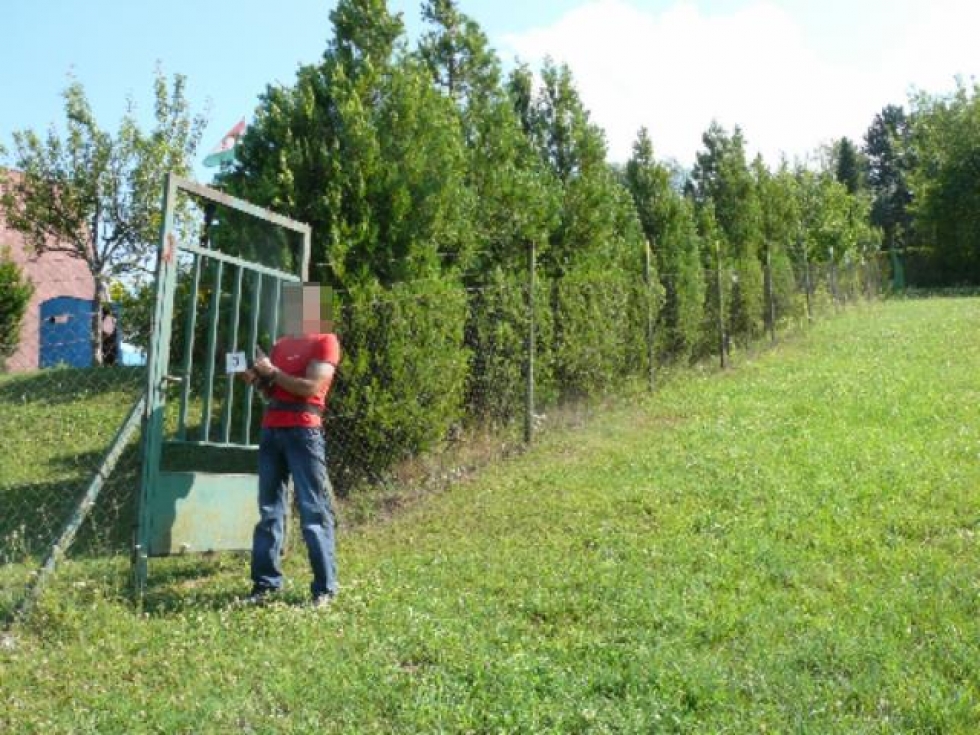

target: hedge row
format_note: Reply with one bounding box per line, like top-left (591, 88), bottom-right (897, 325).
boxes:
top-left (326, 267), bottom-right (662, 486)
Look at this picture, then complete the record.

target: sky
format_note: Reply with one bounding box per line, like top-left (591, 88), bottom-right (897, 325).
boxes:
top-left (2, 0), bottom-right (978, 178)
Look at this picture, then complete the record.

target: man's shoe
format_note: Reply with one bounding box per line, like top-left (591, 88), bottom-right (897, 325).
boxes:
top-left (311, 593), bottom-right (334, 609)
top-left (242, 585), bottom-right (277, 605)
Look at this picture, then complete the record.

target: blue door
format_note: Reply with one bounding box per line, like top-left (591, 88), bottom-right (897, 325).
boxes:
top-left (39, 297), bottom-right (93, 368)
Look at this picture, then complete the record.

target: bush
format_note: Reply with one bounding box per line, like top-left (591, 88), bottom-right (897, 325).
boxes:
top-left (465, 266), bottom-right (555, 424)
top-left (329, 278), bottom-right (470, 486)
top-left (553, 266), bottom-right (660, 399)
top-left (0, 247), bottom-right (33, 371)
top-left (656, 207), bottom-right (706, 361)
top-left (729, 253), bottom-right (765, 342)
top-left (769, 245), bottom-right (803, 321)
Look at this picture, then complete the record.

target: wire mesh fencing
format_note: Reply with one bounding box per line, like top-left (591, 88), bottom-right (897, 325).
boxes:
top-left (0, 243), bottom-right (891, 624)
top-left (0, 257), bottom-right (150, 622)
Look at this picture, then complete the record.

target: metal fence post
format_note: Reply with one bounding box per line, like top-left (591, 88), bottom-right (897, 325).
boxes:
top-left (766, 242), bottom-right (776, 344)
top-left (801, 237), bottom-right (813, 322)
top-left (525, 239), bottom-right (536, 444)
top-left (715, 240), bottom-right (727, 369)
top-left (829, 246), bottom-right (838, 307)
top-left (644, 239), bottom-right (655, 391)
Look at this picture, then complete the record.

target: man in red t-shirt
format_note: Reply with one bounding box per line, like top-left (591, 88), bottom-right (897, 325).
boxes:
top-left (241, 283), bottom-right (340, 606)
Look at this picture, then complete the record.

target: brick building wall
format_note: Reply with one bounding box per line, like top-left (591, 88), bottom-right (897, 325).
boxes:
top-left (1, 171), bottom-right (95, 372)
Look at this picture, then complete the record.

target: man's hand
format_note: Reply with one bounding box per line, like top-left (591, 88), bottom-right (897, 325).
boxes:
top-left (238, 366), bottom-right (274, 395)
top-left (253, 356), bottom-right (276, 379)
top-left (238, 367), bottom-right (259, 385)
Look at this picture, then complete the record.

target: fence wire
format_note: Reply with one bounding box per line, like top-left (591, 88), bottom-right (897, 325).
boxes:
top-left (0, 248), bottom-right (890, 624)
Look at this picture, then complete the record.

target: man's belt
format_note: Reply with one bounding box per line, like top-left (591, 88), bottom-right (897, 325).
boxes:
top-left (265, 399), bottom-right (324, 417)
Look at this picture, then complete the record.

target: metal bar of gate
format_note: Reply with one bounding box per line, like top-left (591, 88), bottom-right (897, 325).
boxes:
top-left (168, 175), bottom-right (313, 238)
top-left (244, 272), bottom-right (262, 444)
top-left (270, 279), bottom-right (282, 342)
top-left (177, 253), bottom-right (203, 440)
top-left (201, 260), bottom-right (224, 442)
top-left (179, 241), bottom-right (299, 282)
top-left (221, 266), bottom-right (244, 443)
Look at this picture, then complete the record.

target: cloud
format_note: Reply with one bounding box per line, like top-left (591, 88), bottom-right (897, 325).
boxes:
top-left (500, 0), bottom-right (979, 167)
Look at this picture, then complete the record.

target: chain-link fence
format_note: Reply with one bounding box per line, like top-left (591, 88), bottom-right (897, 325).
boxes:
top-left (0, 238), bottom-right (889, 625)
top-left (0, 255), bottom-right (150, 622)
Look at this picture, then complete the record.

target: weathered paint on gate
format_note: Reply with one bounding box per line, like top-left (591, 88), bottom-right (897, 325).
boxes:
top-left (134, 174), bottom-right (311, 597)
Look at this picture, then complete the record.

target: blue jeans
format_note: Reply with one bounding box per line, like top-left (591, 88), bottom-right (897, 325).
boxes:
top-left (251, 427), bottom-right (337, 598)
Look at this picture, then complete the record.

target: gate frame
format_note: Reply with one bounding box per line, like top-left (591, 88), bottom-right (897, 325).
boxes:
top-left (133, 174), bottom-right (311, 599)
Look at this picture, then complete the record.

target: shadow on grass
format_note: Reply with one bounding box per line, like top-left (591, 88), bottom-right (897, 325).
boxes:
top-left (137, 549), bottom-right (330, 618)
top-left (0, 366), bottom-right (145, 408)
top-left (0, 447), bottom-right (141, 561)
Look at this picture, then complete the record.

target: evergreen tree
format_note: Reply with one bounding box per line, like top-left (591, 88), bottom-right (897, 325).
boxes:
top-left (833, 136), bottom-right (864, 194)
top-left (905, 83), bottom-right (980, 285)
top-left (864, 105), bottom-right (913, 258)
top-left (753, 157), bottom-right (805, 319)
top-left (418, 0), bottom-right (498, 110)
top-left (417, 0), bottom-right (560, 419)
top-left (520, 60), bottom-right (661, 393)
top-left (625, 127), bottom-right (705, 358)
top-left (226, 0), bottom-right (472, 285)
top-left (223, 0), bottom-right (476, 471)
top-left (527, 60), bottom-right (637, 275)
top-left (690, 123), bottom-right (764, 339)
top-left (417, 0), bottom-right (557, 274)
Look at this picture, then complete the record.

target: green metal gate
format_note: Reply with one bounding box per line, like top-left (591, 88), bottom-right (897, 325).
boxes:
top-left (134, 174), bottom-right (311, 596)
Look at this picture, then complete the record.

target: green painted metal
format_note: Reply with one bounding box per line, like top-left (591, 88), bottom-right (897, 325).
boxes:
top-left (180, 241), bottom-right (301, 282)
top-left (244, 272), bottom-right (262, 443)
top-left (176, 252), bottom-right (203, 441)
top-left (220, 266), bottom-right (244, 443)
top-left (644, 239), bottom-right (655, 392)
top-left (170, 176), bottom-right (312, 240)
top-left (270, 279), bottom-right (282, 341)
top-left (525, 239), bottom-right (535, 444)
top-left (166, 439), bottom-right (260, 450)
top-left (136, 175), bottom-right (181, 598)
top-left (146, 472), bottom-right (261, 555)
top-left (891, 248), bottom-right (906, 290)
top-left (135, 173), bottom-right (311, 599)
top-left (201, 259), bottom-right (223, 443)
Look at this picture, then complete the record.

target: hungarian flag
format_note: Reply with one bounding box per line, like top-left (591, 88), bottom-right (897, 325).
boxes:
top-left (202, 119), bottom-right (247, 168)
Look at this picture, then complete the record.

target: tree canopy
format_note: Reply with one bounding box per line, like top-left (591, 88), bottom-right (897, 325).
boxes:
top-left (1, 69), bottom-right (206, 362)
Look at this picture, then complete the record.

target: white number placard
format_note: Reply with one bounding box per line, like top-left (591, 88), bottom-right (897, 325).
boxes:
top-left (225, 351), bottom-right (248, 373)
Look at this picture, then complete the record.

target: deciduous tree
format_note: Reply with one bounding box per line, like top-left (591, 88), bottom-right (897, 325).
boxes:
top-left (1, 70), bottom-right (206, 363)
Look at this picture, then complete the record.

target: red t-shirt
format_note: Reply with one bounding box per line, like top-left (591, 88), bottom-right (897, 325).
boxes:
top-left (262, 333), bottom-right (340, 428)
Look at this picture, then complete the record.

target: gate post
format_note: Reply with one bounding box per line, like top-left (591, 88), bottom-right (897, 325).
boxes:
top-left (135, 173), bottom-right (180, 601)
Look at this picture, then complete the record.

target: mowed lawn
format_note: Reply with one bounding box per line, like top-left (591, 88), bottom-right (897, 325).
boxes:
top-left (3, 298), bottom-right (980, 733)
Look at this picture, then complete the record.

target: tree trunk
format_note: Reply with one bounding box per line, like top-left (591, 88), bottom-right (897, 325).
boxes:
top-left (91, 207), bottom-right (104, 366)
top-left (92, 280), bottom-right (106, 367)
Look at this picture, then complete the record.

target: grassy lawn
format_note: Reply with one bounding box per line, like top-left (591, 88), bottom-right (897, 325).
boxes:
top-left (2, 298), bottom-right (980, 733)
top-left (0, 367), bottom-right (145, 611)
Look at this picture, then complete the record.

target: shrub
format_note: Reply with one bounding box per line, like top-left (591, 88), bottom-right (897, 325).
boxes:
top-left (0, 247), bottom-right (33, 371)
top-left (769, 245), bottom-right (803, 321)
top-left (465, 266), bottom-right (555, 424)
top-left (729, 253), bottom-right (765, 342)
top-left (553, 266), bottom-right (660, 399)
top-left (328, 277), bottom-right (470, 486)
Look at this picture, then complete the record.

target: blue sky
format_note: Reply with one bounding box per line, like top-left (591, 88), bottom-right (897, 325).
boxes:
top-left (2, 0), bottom-right (978, 176)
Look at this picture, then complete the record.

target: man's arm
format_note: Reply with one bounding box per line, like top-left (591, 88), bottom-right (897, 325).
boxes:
top-left (253, 358), bottom-right (335, 399)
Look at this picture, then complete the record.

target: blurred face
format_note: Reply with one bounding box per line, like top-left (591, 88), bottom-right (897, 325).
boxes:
top-left (282, 283), bottom-right (333, 335)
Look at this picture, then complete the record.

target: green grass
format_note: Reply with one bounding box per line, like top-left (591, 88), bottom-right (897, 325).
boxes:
top-left (3, 298), bottom-right (980, 733)
top-left (0, 367), bottom-right (145, 590)
top-left (0, 367), bottom-right (145, 487)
